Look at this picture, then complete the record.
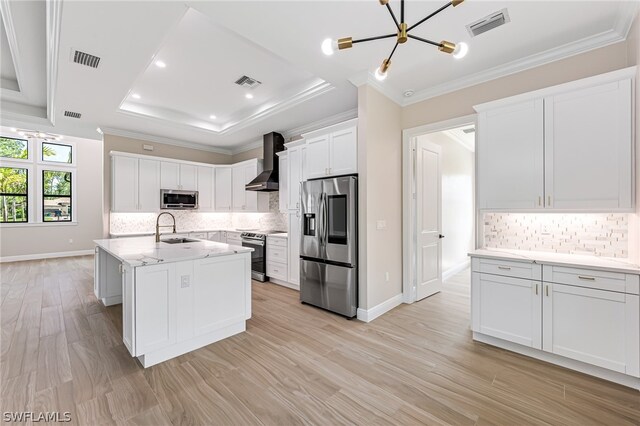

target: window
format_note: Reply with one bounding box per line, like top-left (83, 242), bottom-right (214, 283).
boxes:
top-left (0, 167), bottom-right (28, 223)
top-left (0, 136), bottom-right (28, 159)
top-left (42, 170), bottom-right (72, 222)
top-left (42, 142), bottom-right (72, 164)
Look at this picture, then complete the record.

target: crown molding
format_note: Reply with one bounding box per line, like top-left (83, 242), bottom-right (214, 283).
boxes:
top-left (45, 0), bottom-right (63, 125)
top-left (230, 138), bottom-right (263, 156)
top-left (283, 107), bottom-right (358, 139)
top-left (100, 127), bottom-right (233, 156)
top-left (403, 27), bottom-right (629, 106)
top-left (614, 1), bottom-right (639, 37)
top-left (349, 70), bottom-right (404, 106)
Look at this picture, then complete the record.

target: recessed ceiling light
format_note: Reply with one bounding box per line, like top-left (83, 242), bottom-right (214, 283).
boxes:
top-left (132, 93), bottom-right (141, 99)
top-left (209, 115), bottom-right (217, 119)
top-left (96, 127), bottom-right (103, 135)
top-left (245, 93), bottom-right (254, 99)
top-left (403, 90), bottom-right (414, 97)
top-left (155, 60), bottom-right (166, 68)
top-left (10, 127), bottom-right (17, 132)
top-left (18, 132), bottom-right (25, 136)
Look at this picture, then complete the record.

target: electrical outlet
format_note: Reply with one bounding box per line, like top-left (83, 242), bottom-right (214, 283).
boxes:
top-left (181, 275), bottom-right (190, 288)
top-left (540, 223), bottom-right (551, 235)
top-left (376, 220), bottom-right (386, 230)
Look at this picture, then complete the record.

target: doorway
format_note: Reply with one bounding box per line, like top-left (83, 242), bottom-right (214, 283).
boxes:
top-left (402, 115), bottom-right (476, 303)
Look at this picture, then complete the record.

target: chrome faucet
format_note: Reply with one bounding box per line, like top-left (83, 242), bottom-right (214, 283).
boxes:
top-left (155, 212), bottom-right (176, 242)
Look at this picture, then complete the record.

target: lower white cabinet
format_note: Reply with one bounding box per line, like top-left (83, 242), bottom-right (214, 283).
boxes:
top-left (288, 212), bottom-right (300, 286)
top-left (266, 236), bottom-right (289, 284)
top-left (207, 231), bottom-right (223, 242)
top-left (471, 256), bottom-right (640, 380)
top-left (226, 231), bottom-right (242, 246)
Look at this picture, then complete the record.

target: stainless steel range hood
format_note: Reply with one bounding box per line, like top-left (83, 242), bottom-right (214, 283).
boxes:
top-left (245, 132), bottom-right (285, 192)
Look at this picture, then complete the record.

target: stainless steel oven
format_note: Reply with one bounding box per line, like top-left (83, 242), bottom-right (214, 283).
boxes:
top-left (241, 232), bottom-right (266, 282)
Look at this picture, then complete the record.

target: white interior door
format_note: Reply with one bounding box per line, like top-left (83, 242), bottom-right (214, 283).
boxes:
top-left (416, 140), bottom-right (442, 301)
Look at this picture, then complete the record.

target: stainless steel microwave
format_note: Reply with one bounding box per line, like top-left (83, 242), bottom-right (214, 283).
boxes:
top-left (160, 189), bottom-right (198, 209)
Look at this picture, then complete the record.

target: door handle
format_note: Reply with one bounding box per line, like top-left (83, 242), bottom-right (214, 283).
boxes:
top-left (546, 285), bottom-right (550, 297)
top-left (535, 284), bottom-right (538, 295)
top-left (438, 234), bottom-right (445, 239)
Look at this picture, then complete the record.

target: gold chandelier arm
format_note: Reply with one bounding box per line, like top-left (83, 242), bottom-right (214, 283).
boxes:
top-left (407, 1), bottom-right (454, 32)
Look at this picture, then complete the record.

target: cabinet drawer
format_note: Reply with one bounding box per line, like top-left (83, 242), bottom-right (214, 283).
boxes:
top-left (267, 236), bottom-right (287, 248)
top-left (472, 257), bottom-right (540, 280)
top-left (267, 246), bottom-right (287, 264)
top-left (189, 232), bottom-right (206, 239)
top-left (543, 265), bottom-right (639, 295)
top-left (227, 238), bottom-right (242, 246)
top-left (267, 262), bottom-right (287, 281)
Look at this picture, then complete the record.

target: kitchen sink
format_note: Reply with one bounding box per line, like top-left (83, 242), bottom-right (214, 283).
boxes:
top-left (161, 238), bottom-right (200, 244)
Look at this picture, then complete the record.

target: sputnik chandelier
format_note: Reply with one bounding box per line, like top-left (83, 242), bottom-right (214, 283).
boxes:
top-left (322, 0), bottom-right (468, 81)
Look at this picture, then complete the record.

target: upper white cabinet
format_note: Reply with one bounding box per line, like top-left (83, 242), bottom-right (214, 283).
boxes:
top-left (544, 79), bottom-right (632, 210)
top-left (477, 100), bottom-right (544, 210)
top-left (231, 159), bottom-right (269, 212)
top-left (112, 155), bottom-right (160, 212)
top-left (277, 152), bottom-right (288, 213)
top-left (285, 140), bottom-right (305, 212)
top-left (475, 67), bottom-right (635, 212)
top-left (160, 162), bottom-right (198, 191)
top-left (196, 166), bottom-right (215, 211)
top-left (215, 166), bottom-right (232, 211)
top-left (303, 120), bottom-right (357, 180)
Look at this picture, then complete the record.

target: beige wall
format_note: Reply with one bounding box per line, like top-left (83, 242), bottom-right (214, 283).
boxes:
top-left (402, 41), bottom-right (630, 130)
top-left (102, 134), bottom-right (234, 236)
top-left (232, 146), bottom-right (262, 163)
top-left (0, 137), bottom-right (104, 258)
top-left (357, 85), bottom-right (403, 310)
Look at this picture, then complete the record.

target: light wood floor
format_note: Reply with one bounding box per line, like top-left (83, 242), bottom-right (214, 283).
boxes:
top-left (1, 256), bottom-right (639, 425)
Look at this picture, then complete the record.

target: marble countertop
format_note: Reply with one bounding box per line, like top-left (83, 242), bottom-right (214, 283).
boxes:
top-left (267, 233), bottom-right (288, 238)
top-left (94, 236), bottom-right (253, 267)
top-left (109, 229), bottom-right (285, 238)
top-left (469, 248), bottom-right (640, 274)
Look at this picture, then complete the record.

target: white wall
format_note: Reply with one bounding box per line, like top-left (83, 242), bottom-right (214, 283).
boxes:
top-left (419, 131), bottom-right (474, 274)
top-left (0, 133), bottom-right (104, 259)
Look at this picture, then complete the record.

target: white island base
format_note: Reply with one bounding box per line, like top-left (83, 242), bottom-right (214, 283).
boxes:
top-left (94, 237), bottom-right (252, 368)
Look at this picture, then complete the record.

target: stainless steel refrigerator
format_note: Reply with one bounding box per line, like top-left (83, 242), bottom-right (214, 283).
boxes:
top-left (300, 175), bottom-right (357, 317)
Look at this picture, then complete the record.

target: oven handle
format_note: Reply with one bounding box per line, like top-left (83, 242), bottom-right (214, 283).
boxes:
top-left (242, 239), bottom-right (265, 246)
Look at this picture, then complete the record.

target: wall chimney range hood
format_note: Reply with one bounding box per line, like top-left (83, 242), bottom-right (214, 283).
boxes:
top-left (245, 132), bottom-right (285, 192)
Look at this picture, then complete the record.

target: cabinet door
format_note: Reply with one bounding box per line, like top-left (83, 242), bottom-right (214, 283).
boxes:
top-left (288, 212), bottom-right (301, 285)
top-left (138, 159), bottom-right (160, 212)
top-left (544, 79), bottom-right (632, 210)
top-left (160, 161), bottom-right (180, 190)
top-left (135, 263), bottom-right (177, 355)
top-left (179, 164), bottom-right (198, 191)
top-left (193, 256), bottom-right (247, 335)
top-left (243, 163), bottom-right (258, 212)
top-left (305, 135), bottom-right (330, 179)
top-left (288, 147), bottom-right (301, 211)
top-left (214, 167), bottom-right (232, 211)
top-left (477, 100), bottom-right (544, 209)
top-left (329, 127), bottom-right (357, 176)
top-left (542, 282), bottom-right (639, 376)
top-left (197, 166), bottom-right (215, 211)
top-left (471, 272), bottom-right (542, 349)
top-left (112, 156), bottom-right (138, 212)
top-left (122, 263), bottom-right (136, 356)
top-left (231, 165), bottom-right (246, 211)
top-left (279, 154), bottom-right (288, 212)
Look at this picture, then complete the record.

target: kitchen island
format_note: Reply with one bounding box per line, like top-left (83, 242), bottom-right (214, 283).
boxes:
top-left (93, 236), bottom-right (252, 367)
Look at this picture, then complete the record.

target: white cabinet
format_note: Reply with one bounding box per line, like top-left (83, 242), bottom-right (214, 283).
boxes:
top-left (277, 152), bottom-right (288, 213)
top-left (122, 263), bottom-right (135, 355)
top-left (160, 162), bottom-right (198, 191)
top-left (214, 167), bottom-right (232, 211)
top-left (231, 160), bottom-right (269, 212)
top-left (196, 166), bottom-right (215, 211)
top-left (226, 231), bottom-right (242, 247)
top-left (286, 143), bottom-right (303, 211)
top-left (304, 124), bottom-right (357, 179)
top-left (475, 69), bottom-right (634, 212)
top-left (207, 231), bottom-right (223, 242)
top-left (544, 79), bottom-right (632, 210)
top-left (266, 236), bottom-right (289, 285)
top-left (477, 100), bottom-right (544, 210)
top-left (288, 212), bottom-right (301, 286)
top-left (471, 259), bottom-right (542, 349)
top-left (112, 155), bottom-right (160, 213)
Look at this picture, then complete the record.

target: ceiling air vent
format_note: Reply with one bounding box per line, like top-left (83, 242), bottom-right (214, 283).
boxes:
top-left (234, 75), bottom-right (262, 89)
top-left (72, 49), bottom-right (101, 68)
top-left (462, 127), bottom-right (475, 134)
top-left (466, 9), bottom-right (510, 38)
top-left (64, 110), bottom-right (82, 119)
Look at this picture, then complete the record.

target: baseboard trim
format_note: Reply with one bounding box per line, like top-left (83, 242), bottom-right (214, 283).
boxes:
top-left (268, 278), bottom-right (300, 291)
top-left (443, 259), bottom-right (470, 282)
top-left (357, 293), bottom-right (403, 323)
top-left (0, 249), bottom-right (94, 263)
top-left (473, 332), bottom-right (640, 390)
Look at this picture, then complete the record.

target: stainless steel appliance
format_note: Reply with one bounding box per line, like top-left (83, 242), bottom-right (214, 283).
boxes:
top-left (160, 189), bottom-right (198, 209)
top-left (300, 175), bottom-right (357, 317)
top-left (241, 232), bottom-right (267, 281)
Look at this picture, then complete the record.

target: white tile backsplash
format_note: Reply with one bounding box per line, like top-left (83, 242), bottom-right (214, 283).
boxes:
top-left (110, 193), bottom-right (287, 234)
top-left (483, 213), bottom-right (629, 258)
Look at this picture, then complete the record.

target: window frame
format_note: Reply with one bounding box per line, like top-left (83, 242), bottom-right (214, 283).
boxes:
top-left (0, 135), bottom-right (33, 162)
top-left (38, 140), bottom-right (75, 167)
top-left (0, 165), bottom-right (30, 224)
top-left (41, 168), bottom-right (73, 223)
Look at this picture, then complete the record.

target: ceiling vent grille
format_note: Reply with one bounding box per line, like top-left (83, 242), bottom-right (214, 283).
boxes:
top-left (234, 75), bottom-right (262, 89)
top-left (466, 9), bottom-right (510, 38)
top-left (64, 110), bottom-right (82, 119)
top-left (72, 49), bottom-right (101, 68)
top-left (462, 127), bottom-right (475, 134)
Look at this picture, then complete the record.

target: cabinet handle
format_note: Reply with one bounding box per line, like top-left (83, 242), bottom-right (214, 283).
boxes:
top-left (497, 266), bottom-right (511, 270)
top-left (546, 285), bottom-right (549, 297)
top-left (547, 195), bottom-right (551, 206)
top-left (538, 196), bottom-right (541, 206)
top-left (535, 284), bottom-right (538, 295)
top-left (578, 275), bottom-right (596, 281)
